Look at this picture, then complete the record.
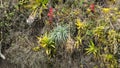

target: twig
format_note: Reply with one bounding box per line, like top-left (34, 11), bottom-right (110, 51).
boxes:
top-left (109, 19), bottom-right (115, 29)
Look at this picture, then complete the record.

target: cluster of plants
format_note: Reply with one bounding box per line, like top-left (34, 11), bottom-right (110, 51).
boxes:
top-left (0, 0), bottom-right (120, 68)
top-left (33, 25), bottom-right (68, 58)
top-left (32, 0), bottom-right (120, 68)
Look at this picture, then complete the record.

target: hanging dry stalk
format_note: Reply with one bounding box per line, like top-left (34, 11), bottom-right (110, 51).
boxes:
top-left (0, 40), bottom-right (5, 60)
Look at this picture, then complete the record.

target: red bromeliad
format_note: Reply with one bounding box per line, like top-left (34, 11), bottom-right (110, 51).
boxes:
top-left (47, 7), bottom-right (53, 24)
top-left (90, 3), bottom-right (95, 13)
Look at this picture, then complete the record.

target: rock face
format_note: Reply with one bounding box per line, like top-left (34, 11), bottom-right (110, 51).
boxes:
top-left (0, 59), bottom-right (18, 68)
top-left (3, 32), bottom-right (47, 68)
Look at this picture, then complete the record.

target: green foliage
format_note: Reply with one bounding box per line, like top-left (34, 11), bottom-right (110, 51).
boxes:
top-left (102, 54), bottom-right (118, 68)
top-left (49, 25), bottom-right (69, 46)
top-left (93, 26), bottom-right (105, 37)
top-left (22, 0), bottom-right (49, 20)
top-left (1, 0), bottom-right (120, 68)
top-left (108, 29), bottom-right (117, 42)
top-left (23, 0), bottom-right (48, 9)
top-left (86, 40), bottom-right (99, 56)
top-left (37, 33), bottom-right (55, 57)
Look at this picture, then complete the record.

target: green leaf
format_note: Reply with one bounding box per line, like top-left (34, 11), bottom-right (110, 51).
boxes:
top-left (51, 45), bottom-right (55, 48)
top-left (80, 0), bottom-right (84, 6)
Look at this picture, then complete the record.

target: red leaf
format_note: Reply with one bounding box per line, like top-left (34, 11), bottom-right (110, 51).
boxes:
top-left (90, 4), bottom-right (95, 12)
top-left (47, 13), bottom-right (51, 16)
top-left (50, 7), bottom-right (53, 12)
top-left (47, 7), bottom-right (54, 24)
